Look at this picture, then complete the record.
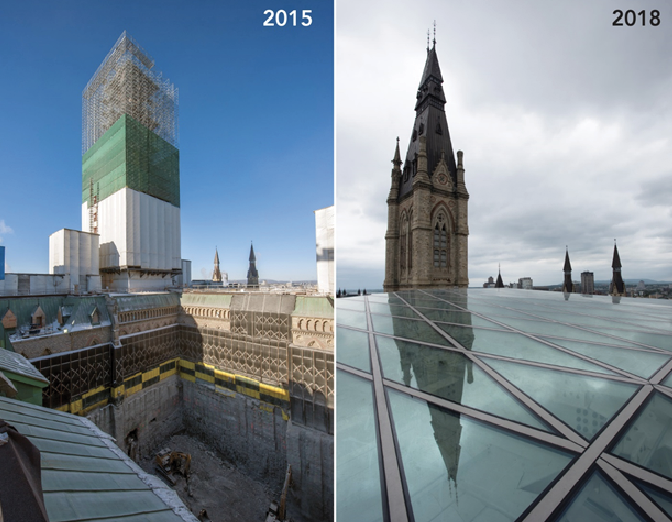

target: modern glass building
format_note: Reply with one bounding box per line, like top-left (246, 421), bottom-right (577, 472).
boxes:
top-left (336, 288), bottom-right (672, 521)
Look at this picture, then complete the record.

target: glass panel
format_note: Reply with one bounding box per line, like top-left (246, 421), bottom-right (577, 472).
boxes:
top-left (554, 470), bottom-right (645, 522)
top-left (336, 298), bottom-right (365, 311)
top-left (336, 309), bottom-right (368, 330)
top-left (611, 392), bottom-right (672, 480)
top-left (388, 389), bottom-right (574, 522)
top-left (540, 337), bottom-right (671, 379)
top-left (445, 327), bottom-right (617, 375)
top-left (336, 328), bottom-right (371, 373)
top-left (369, 302), bottom-right (416, 316)
top-left (371, 315), bottom-right (453, 346)
top-left (377, 336), bottom-right (552, 432)
top-left (337, 371), bottom-right (384, 522)
top-left (416, 308), bottom-right (473, 324)
top-left (493, 317), bottom-right (635, 346)
top-left (486, 358), bottom-right (639, 441)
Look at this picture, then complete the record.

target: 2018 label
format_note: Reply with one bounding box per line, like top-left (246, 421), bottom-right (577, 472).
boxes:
top-left (613, 10), bottom-right (660, 26)
top-left (263, 10), bottom-right (313, 27)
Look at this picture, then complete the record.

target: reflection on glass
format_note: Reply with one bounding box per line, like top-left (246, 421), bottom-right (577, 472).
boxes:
top-left (387, 389), bottom-right (574, 522)
top-left (369, 303), bottom-right (420, 319)
top-left (555, 470), bottom-right (644, 522)
top-left (612, 393), bottom-right (672, 480)
top-left (336, 371), bottom-right (384, 522)
top-left (336, 328), bottom-right (371, 373)
top-left (371, 315), bottom-right (452, 346)
top-left (487, 359), bottom-right (639, 441)
top-left (336, 309), bottom-right (368, 330)
top-left (377, 336), bottom-right (551, 431)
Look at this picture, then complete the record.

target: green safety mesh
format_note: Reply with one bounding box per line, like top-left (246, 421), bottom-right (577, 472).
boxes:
top-left (82, 114), bottom-right (180, 208)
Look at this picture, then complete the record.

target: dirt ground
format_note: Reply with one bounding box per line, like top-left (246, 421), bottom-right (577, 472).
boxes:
top-left (140, 432), bottom-right (276, 522)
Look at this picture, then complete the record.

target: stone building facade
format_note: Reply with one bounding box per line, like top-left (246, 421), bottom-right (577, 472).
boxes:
top-left (384, 42), bottom-right (469, 291)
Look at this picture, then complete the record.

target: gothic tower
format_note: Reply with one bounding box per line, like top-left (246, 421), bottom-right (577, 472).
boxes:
top-left (247, 243), bottom-right (259, 287)
top-left (562, 248), bottom-right (573, 292)
top-left (213, 247), bottom-right (222, 282)
top-left (384, 38), bottom-right (469, 291)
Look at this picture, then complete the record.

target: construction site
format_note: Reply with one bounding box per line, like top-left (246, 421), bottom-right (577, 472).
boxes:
top-left (0, 31), bottom-right (333, 522)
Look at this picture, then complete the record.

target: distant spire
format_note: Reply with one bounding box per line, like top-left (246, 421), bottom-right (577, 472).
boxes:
top-left (433, 20), bottom-right (436, 48)
top-left (563, 247), bottom-right (571, 272)
top-left (212, 246), bottom-right (222, 282)
top-left (495, 265), bottom-right (504, 288)
top-left (427, 29), bottom-right (430, 51)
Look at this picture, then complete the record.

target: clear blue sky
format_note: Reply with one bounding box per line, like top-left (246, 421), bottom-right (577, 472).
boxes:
top-left (0, 1), bottom-right (333, 282)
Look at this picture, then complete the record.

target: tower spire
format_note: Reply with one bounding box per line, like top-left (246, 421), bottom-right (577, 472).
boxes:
top-left (433, 20), bottom-right (436, 48)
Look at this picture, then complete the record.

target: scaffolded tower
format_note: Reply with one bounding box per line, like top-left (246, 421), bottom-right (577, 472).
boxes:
top-left (82, 31), bottom-right (178, 154)
top-left (81, 32), bottom-right (181, 291)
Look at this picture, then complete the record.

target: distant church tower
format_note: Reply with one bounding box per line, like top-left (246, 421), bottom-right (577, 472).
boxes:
top-left (384, 36), bottom-right (469, 291)
top-left (494, 266), bottom-right (504, 288)
top-left (609, 242), bottom-right (626, 297)
top-left (212, 247), bottom-right (222, 282)
top-left (247, 243), bottom-right (259, 287)
top-left (562, 248), bottom-right (573, 292)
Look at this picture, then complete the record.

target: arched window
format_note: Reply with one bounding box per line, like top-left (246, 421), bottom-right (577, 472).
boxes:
top-left (400, 214), bottom-right (407, 273)
top-left (433, 213), bottom-right (450, 268)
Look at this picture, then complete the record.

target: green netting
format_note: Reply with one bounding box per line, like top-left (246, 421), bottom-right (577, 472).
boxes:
top-left (82, 114), bottom-right (180, 208)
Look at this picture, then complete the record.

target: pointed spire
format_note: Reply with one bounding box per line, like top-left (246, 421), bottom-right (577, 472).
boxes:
top-left (433, 20), bottom-right (436, 48)
top-left (392, 136), bottom-right (402, 167)
top-left (214, 246), bottom-right (220, 265)
top-left (495, 265), bottom-right (504, 288)
top-left (563, 246), bottom-right (571, 272)
top-left (249, 241), bottom-right (255, 262)
top-left (612, 241), bottom-right (621, 269)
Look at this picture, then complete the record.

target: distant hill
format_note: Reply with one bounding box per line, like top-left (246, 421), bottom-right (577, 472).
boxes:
top-left (593, 279), bottom-right (672, 285)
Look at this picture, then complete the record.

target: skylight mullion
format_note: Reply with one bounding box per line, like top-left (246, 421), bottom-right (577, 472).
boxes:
top-left (597, 459), bottom-right (672, 522)
top-left (383, 378), bottom-right (583, 453)
top-left (364, 297), bottom-right (410, 522)
top-left (601, 453), bottom-right (672, 499)
top-left (520, 385), bottom-right (654, 522)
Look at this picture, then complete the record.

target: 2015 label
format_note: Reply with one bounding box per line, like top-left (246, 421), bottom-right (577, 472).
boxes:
top-left (613, 10), bottom-right (660, 26)
top-left (263, 10), bottom-right (313, 27)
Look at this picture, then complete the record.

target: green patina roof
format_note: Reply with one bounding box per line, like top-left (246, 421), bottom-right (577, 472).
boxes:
top-left (0, 349), bottom-right (48, 384)
top-left (114, 294), bottom-right (180, 313)
top-left (180, 293), bottom-right (232, 309)
top-left (0, 396), bottom-right (195, 521)
top-left (292, 296), bottom-right (334, 319)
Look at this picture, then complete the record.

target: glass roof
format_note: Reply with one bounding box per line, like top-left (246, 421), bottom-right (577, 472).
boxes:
top-left (336, 288), bottom-right (672, 522)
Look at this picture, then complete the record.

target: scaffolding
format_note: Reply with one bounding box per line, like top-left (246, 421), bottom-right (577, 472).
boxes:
top-left (82, 31), bottom-right (179, 154)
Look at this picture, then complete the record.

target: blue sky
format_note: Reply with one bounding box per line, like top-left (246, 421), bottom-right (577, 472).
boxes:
top-left (0, 1), bottom-right (333, 282)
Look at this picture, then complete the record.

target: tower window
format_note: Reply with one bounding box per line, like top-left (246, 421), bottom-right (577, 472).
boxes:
top-left (434, 220), bottom-right (449, 268)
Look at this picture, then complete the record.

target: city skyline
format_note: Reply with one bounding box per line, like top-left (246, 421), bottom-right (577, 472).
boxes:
top-left (337, 0), bottom-right (672, 289)
top-left (0, 1), bottom-right (334, 282)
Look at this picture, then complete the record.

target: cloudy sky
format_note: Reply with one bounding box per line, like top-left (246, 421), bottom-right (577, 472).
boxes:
top-left (336, 0), bottom-right (672, 289)
top-left (0, 1), bottom-right (333, 281)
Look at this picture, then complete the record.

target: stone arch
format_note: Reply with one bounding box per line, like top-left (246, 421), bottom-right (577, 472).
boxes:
top-left (306, 320), bottom-right (313, 331)
top-left (298, 319), bottom-right (304, 330)
top-left (323, 320), bottom-right (329, 332)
